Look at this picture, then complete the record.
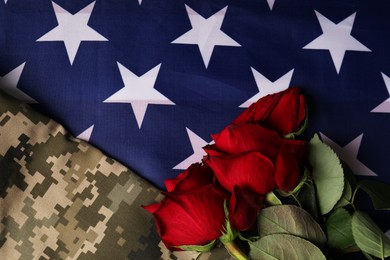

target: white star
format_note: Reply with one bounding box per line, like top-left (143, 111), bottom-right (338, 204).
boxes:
top-left (320, 133), bottom-right (377, 176)
top-left (104, 63), bottom-right (175, 129)
top-left (138, 0), bottom-right (142, 5)
top-left (303, 11), bottom-right (370, 74)
top-left (4, 0), bottom-right (8, 4)
top-left (267, 0), bottom-right (275, 10)
top-left (173, 128), bottom-right (211, 170)
top-left (76, 125), bottom-right (94, 142)
top-left (37, 1), bottom-right (108, 65)
top-left (172, 5), bottom-right (241, 68)
top-left (240, 68), bottom-right (294, 108)
top-left (372, 73), bottom-right (390, 113)
top-left (0, 63), bottom-right (37, 103)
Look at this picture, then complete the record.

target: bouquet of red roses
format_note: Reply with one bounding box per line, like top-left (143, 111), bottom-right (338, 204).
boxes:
top-left (144, 88), bottom-right (390, 260)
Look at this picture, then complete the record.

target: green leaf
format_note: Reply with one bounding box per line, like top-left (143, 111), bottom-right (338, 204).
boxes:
top-left (257, 205), bottom-right (327, 246)
top-left (249, 234), bottom-right (326, 260)
top-left (297, 176), bottom-right (320, 220)
top-left (341, 161), bottom-right (358, 190)
top-left (308, 134), bottom-right (344, 215)
top-left (359, 180), bottom-right (390, 210)
top-left (326, 207), bottom-right (355, 250)
top-left (352, 211), bottom-right (390, 258)
top-left (176, 240), bottom-right (216, 252)
top-left (334, 178), bottom-right (352, 209)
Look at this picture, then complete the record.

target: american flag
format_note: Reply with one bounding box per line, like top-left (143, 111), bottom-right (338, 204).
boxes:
top-left (0, 0), bottom-right (389, 231)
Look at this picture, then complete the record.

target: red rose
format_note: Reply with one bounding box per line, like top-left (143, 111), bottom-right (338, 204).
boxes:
top-left (204, 88), bottom-right (307, 193)
top-left (163, 162), bottom-right (261, 233)
top-left (204, 127), bottom-right (306, 193)
top-left (233, 87), bottom-right (306, 136)
top-left (143, 184), bottom-right (228, 250)
top-left (144, 88), bottom-right (308, 252)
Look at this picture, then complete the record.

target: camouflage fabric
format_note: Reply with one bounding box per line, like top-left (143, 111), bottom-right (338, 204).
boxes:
top-left (0, 89), bottom-right (157, 259)
top-left (0, 89), bottom-right (220, 260)
top-left (0, 90), bottom-right (233, 259)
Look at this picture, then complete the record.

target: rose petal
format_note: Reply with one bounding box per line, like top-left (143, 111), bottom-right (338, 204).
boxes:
top-left (211, 123), bottom-right (281, 160)
top-left (203, 144), bottom-right (227, 157)
top-left (233, 91), bottom-right (280, 125)
top-left (164, 163), bottom-right (214, 192)
top-left (145, 185), bottom-right (228, 250)
top-left (275, 140), bottom-right (307, 191)
top-left (232, 88), bottom-right (306, 135)
top-left (265, 88), bottom-right (306, 135)
top-left (205, 152), bottom-right (276, 195)
top-left (229, 186), bottom-right (262, 231)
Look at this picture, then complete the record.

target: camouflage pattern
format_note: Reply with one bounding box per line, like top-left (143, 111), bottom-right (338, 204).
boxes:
top-left (0, 90), bottom-right (232, 259)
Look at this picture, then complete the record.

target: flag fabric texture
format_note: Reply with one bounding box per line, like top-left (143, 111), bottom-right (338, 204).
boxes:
top-left (0, 0), bottom-right (390, 248)
top-left (0, 89), bottom-right (234, 259)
